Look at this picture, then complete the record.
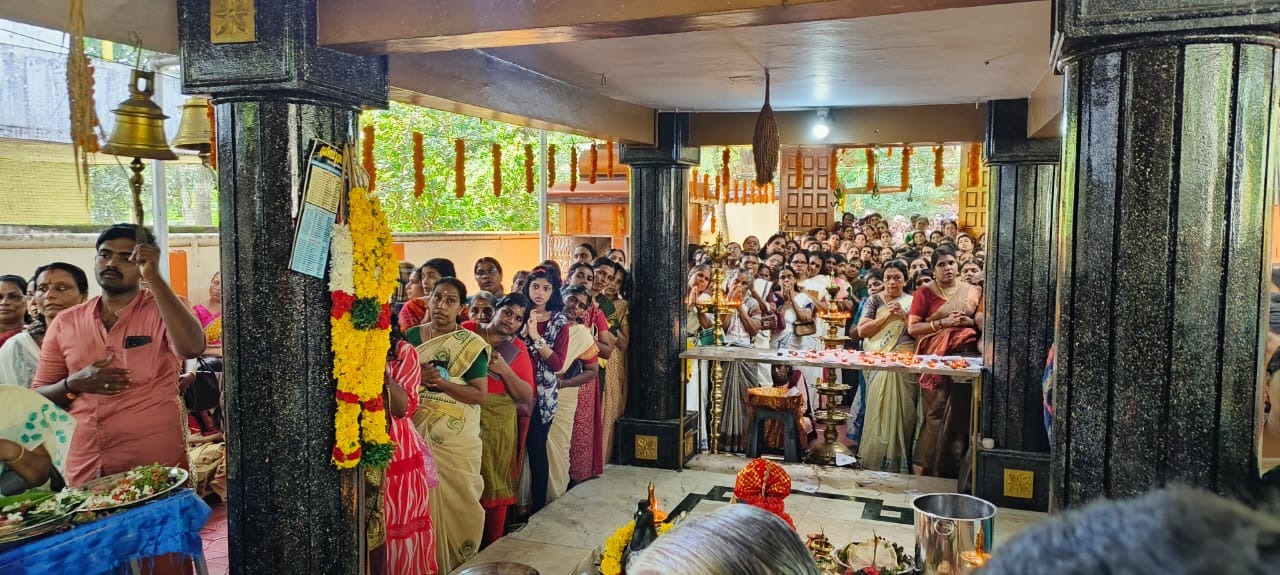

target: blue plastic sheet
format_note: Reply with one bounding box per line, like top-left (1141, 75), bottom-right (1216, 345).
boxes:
top-left (0, 489), bottom-right (212, 575)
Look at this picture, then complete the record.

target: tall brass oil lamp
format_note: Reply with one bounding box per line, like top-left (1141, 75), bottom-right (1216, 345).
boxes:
top-left (807, 282), bottom-right (854, 465)
top-left (695, 233), bottom-right (741, 454)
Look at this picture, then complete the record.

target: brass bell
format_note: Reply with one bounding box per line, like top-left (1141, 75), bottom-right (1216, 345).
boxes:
top-left (171, 96), bottom-right (212, 155)
top-left (101, 70), bottom-right (177, 161)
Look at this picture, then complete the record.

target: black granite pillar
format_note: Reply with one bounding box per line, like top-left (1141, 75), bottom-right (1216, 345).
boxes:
top-left (976, 99), bottom-right (1059, 511)
top-left (178, 1), bottom-right (387, 572)
top-left (1051, 3), bottom-right (1279, 508)
top-left (616, 113), bottom-right (700, 469)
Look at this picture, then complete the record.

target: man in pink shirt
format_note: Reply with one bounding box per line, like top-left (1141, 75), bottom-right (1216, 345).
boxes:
top-left (33, 224), bottom-right (206, 487)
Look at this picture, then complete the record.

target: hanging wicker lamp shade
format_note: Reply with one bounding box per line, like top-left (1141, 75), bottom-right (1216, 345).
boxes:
top-left (752, 70), bottom-right (779, 186)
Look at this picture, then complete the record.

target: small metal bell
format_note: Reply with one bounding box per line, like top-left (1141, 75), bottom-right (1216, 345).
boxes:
top-left (101, 70), bottom-right (177, 161)
top-left (171, 95), bottom-right (212, 155)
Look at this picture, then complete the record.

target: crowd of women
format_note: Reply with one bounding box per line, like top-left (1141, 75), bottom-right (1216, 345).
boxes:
top-left (686, 212), bottom-right (986, 482)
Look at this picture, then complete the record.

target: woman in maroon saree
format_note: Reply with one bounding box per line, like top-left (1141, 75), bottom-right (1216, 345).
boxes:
top-left (907, 247), bottom-right (981, 480)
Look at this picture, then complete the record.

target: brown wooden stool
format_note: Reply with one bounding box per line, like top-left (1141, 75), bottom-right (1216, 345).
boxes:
top-left (746, 387), bottom-right (804, 463)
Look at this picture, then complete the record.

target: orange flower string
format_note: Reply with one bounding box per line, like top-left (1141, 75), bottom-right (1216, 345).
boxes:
top-left (412, 132), bottom-right (424, 197)
top-left (794, 150), bottom-right (803, 188)
top-left (589, 143), bottom-right (598, 185)
top-left (524, 143), bottom-right (535, 194)
top-left (865, 148), bottom-right (876, 189)
top-left (547, 144), bottom-right (557, 187)
top-left (569, 146), bottom-right (578, 191)
top-left (722, 147), bottom-right (731, 191)
top-left (455, 139), bottom-right (466, 198)
top-left (901, 146), bottom-right (913, 190)
top-left (934, 145), bottom-right (944, 186)
top-left (968, 144), bottom-right (982, 187)
top-left (361, 124), bottom-right (376, 192)
top-left (607, 140), bottom-right (615, 178)
top-left (492, 143), bottom-right (502, 197)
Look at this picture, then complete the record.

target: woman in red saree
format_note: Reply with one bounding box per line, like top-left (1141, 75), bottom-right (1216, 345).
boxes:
top-left (907, 247), bottom-right (981, 480)
top-left (385, 321), bottom-right (439, 574)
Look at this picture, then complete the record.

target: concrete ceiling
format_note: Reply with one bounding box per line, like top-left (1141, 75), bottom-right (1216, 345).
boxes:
top-left (485, 1), bottom-right (1051, 111)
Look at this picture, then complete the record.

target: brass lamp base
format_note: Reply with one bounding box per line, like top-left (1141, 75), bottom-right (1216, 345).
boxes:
top-left (806, 435), bottom-right (854, 466)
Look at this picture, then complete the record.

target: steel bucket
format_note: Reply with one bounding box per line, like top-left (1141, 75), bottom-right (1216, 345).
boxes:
top-left (912, 493), bottom-right (996, 575)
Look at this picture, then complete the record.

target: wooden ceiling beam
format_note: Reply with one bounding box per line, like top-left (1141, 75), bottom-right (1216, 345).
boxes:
top-left (320, 0), bottom-right (1035, 54)
top-left (389, 51), bottom-right (655, 144)
top-left (688, 104), bottom-right (988, 147)
top-left (1027, 70), bottom-right (1064, 139)
top-left (0, 0), bottom-right (179, 53)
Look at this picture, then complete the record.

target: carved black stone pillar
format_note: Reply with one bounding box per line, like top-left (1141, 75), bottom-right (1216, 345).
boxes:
top-left (977, 99), bottom-right (1060, 511)
top-left (178, 1), bottom-right (387, 572)
top-left (1051, 3), bottom-right (1279, 509)
top-left (616, 113), bottom-right (700, 469)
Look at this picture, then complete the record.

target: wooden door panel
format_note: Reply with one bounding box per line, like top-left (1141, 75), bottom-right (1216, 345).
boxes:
top-left (779, 146), bottom-right (835, 232)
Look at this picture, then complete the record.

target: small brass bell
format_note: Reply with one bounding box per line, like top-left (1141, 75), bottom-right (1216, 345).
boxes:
top-left (101, 70), bottom-right (177, 161)
top-left (172, 95), bottom-right (212, 155)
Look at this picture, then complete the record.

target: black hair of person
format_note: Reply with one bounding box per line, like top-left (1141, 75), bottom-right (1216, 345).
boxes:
top-left (567, 262), bottom-right (593, 280)
top-left (96, 223), bottom-right (149, 249)
top-left (561, 284), bottom-right (591, 302)
top-left (577, 243), bottom-right (598, 258)
top-left (495, 293), bottom-right (531, 312)
top-left (790, 249), bottom-right (811, 263)
top-left (863, 268), bottom-right (885, 284)
top-left (421, 258), bottom-right (457, 278)
top-left (605, 247), bottom-right (625, 260)
top-left (831, 253), bottom-right (847, 264)
top-left (433, 276), bottom-right (468, 304)
top-left (32, 262), bottom-right (90, 296)
top-left (474, 256), bottom-right (502, 275)
top-left (931, 245), bottom-right (958, 268)
top-left (591, 257), bottom-right (624, 277)
top-left (882, 259), bottom-right (910, 281)
top-left (524, 267), bottom-right (565, 312)
top-left (387, 309), bottom-right (407, 361)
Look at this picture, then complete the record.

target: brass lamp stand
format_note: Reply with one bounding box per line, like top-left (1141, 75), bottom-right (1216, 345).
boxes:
top-left (695, 233), bottom-right (740, 454)
top-left (806, 283), bottom-right (854, 465)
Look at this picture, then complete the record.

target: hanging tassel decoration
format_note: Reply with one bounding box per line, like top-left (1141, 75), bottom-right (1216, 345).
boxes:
top-left (865, 148), bottom-right (877, 190)
top-left (901, 146), bottom-right (913, 190)
top-left (547, 144), bottom-right (557, 187)
top-left (361, 124), bottom-right (376, 192)
top-left (412, 132), bottom-right (424, 197)
top-left (67, 0), bottom-right (100, 193)
top-left (933, 145), bottom-right (944, 186)
top-left (589, 143), bottom-right (598, 184)
top-left (703, 174), bottom-right (711, 201)
top-left (794, 150), bottom-right (804, 188)
top-left (569, 145), bottom-right (578, 191)
top-left (607, 140), bottom-right (615, 178)
top-left (967, 144), bottom-right (982, 187)
top-left (492, 143), bottom-right (502, 197)
top-left (690, 168), bottom-right (699, 200)
top-left (206, 101), bottom-right (217, 170)
top-left (722, 147), bottom-right (731, 190)
top-left (454, 139), bottom-right (466, 198)
top-left (752, 69), bottom-right (780, 185)
top-left (524, 143), bottom-right (535, 194)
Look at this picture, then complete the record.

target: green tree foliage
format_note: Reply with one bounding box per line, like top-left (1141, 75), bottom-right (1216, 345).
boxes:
top-left (363, 103), bottom-right (580, 232)
top-left (90, 162), bottom-right (219, 226)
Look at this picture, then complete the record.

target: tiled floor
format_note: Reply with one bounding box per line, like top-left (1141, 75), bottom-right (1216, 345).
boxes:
top-left (199, 502), bottom-right (228, 575)
top-left (460, 453), bottom-right (1045, 574)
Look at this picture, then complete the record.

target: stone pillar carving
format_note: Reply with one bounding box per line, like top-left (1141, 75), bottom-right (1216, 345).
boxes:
top-left (977, 99), bottom-right (1060, 511)
top-left (1051, 2), bottom-right (1279, 508)
top-left (178, 1), bottom-right (388, 572)
top-left (616, 113), bottom-right (700, 468)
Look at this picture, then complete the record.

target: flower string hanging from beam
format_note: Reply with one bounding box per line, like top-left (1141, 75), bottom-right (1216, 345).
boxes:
top-left (412, 132), bottom-right (424, 197)
top-left (492, 143), bottom-right (502, 197)
top-left (454, 139), bottom-right (465, 198)
top-left (933, 145), bottom-right (944, 186)
top-left (900, 146), bottom-right (913, 192)
top-left (607, 140), bottom-right (615, 178)
top-left (67, 0), bottom-right (100, 192)
top-left (569, 144), bottom-right (578, 191)
top-left (547, 144), bottom-right (557, 187)
top-left (524, 144), bottom-right (535, 194)
top-left (589, 142), bottom-right (598, 184)
top-left (361, 124), bottom-right (376, 192)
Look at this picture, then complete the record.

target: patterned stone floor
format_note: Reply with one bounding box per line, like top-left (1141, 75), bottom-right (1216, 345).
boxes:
top-left (461, 453), bottom-right (1045, 575)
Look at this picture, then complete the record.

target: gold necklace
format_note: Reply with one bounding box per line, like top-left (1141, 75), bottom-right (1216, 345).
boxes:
top-left (938, 282), bottom-right (960, 299)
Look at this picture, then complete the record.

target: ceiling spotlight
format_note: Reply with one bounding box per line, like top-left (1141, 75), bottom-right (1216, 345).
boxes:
top-left (812, 108), bottom-right (830, 139)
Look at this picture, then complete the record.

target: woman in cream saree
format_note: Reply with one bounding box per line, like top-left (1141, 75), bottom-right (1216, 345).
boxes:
top-left (546, 286), bottom-right (600, 500)
top-left (407, 278), bottom-right (490, 573)
top-left (855, 261), bottom-right (916, 474)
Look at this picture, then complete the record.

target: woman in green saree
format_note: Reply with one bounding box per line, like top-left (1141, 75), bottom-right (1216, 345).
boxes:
top-left (407, 278), bottom-right (490, 573)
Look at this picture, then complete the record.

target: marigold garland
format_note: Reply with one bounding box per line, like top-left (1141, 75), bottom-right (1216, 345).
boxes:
top-left (455, 139), bottom-right (466, 198)
top-left (600, 520), bottom-right (675, 575)
top-left (547, 144), bottom-right (557, 187)
top-left (569, 146), bottom-right (578, 192)
top-left (607, 140), bottom-right (615, 178)
top-left (967, 144), bottom-right (982, 187)
top-left (412, 132), bottom-right (424, 197)
top-left (901, 146), bottom-right (913, 190)
top-left (722, 147), bottom-right (731, 191)
top-left (524, 144), bottom-right (535, 194)
top-left (794, 149), bottom-right (803, 188)
top-left (933, 145), bottom-right (944, 186)
top-left (492, 143), bottom-right (503, 197)
top-left (329, 184), bottom-right (397, 469)
top-left (866, 148), bottom-right (877, 189)
top-left (361, 124), bottom-right (376, 192)
top-left (589, 143), bottom-right (598, 184)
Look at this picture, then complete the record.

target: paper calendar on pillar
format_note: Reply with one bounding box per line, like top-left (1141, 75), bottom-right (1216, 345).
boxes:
top-left (290, 140), bottom-right (343, 278)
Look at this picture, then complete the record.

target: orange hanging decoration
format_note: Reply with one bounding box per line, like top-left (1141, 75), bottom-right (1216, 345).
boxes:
top-left (547, 144), bottom-right (557, 187)
top-left (569, 146), bottom-right (578, 192)
top-left (412, 132), bottom-right (424, 197)
top-left (768, 183), bottom-right (775, 203)
top-left (454, 139), bottom-right (466, 198)
top-left (722, 147), bottom-right (731, 190)
top-left (524, 143), bottom-right (535, 194)
top-left (865, 148), bottom-right (877, 190)
top-left (589, 143), bottom-right (598, 184)
top-left (206, 101), bottom-right (217, 170)
top-left (492, 143), bottom-right (502, 197)
top-left (361, 124), bottom-right (376, 192)
top-left (901, 146), bottom-right (913, 190)
top-left (887, 147), bottom-right (893, 158)
top-left (933, 145), bottom-right (945, 187)
top-left (967, 144), bottom-right (982, 187)
top-left (690, 168), bottom-right (699, 200)
top-left (703, 174), bottom-right (711, 201)
top-left (607, 140), bottom-right (615, 178)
